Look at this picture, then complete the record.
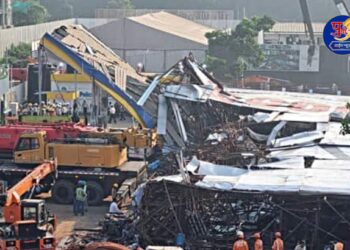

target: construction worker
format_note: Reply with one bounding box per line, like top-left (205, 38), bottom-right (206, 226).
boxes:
top-left (253, 232), bottom-right (263, 250)
top-left (272, 232), bottom-right (284, 250)
top-left (334, 241), bottom-right (344, 250)
top-left (232, 231), bottom-right (249, 250)
top-left (74, 182), bottom-right (87, 216)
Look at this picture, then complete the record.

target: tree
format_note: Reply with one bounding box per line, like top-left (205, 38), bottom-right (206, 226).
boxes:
top-left (13, 0), bottom-right (48, 26)
top-left (205, 16), bottom-right (275, 80)
top-left (0, 43), bottom-right (32, 68)
top-left (107, 0), bottom-right (133, 9)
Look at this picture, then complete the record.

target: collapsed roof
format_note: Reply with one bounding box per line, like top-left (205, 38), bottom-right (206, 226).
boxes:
top-left (50, 25), bottom-right (146, 84)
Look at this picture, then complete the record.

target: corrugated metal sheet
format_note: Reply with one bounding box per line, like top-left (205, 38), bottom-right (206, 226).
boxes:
top-left (128, 11), bottom-right (214, 45)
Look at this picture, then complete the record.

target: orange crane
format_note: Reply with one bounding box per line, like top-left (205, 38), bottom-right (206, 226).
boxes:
top-left (0, 161), bottom-right (57, 250)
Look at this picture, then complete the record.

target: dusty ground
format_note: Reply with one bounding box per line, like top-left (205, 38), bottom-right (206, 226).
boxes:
top-left (47, 202), bottom-right (109, 240)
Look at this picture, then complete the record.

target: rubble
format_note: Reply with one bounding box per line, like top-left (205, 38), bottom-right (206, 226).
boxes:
top-left (138, 179), bottom-right (350, 250)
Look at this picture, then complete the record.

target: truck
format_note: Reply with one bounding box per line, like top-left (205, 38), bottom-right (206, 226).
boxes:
top-left (0, 162), bottom-right (57, 250)
top-left (0, 130), bottom-right (152, 205)
top-left (0, 122), bottom-right (98, 159)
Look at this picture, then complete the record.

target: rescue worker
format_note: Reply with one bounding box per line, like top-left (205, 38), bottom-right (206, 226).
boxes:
top-left (74, 182), bottom-right (87, 216)
top-left (334, 241), bottom-right (344, 250)
top-left (232, 231), bottom-right (249, 250)
top-left (253, 232), bottom-right (263, 250)
top-left (111, 183), bottom-right (119, 200)
top-left (272, 232), bottom-right (284, 250)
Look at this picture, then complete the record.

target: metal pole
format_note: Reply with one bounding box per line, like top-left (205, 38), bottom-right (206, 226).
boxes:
top-left (38, 46), bottom-right (43, 105)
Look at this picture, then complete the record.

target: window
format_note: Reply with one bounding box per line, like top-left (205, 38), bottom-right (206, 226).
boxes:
top-left (16, 138), bottom-right (40, 151)
top-left (31, 138), bottom-right (40, 149)
top-left (16, 138), bottom-right (31, 151)
top-left (23, 207), bottom-right (37, 221)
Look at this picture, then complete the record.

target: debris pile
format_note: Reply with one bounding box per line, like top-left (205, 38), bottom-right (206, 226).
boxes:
top-left (186, 122), bottom-right (262, 166)
top-left (138, 180), bottom-right (350, 250)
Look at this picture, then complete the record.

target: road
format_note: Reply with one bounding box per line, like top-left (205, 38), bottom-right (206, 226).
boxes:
top-left (47, 202), bottom-right (109, 240)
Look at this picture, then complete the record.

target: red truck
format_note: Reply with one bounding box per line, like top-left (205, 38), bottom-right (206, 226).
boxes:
top-left (0, 122), bottom-right (98, 158)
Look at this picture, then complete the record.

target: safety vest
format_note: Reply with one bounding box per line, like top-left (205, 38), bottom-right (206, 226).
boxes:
top-left (232, 239), bottom-right (249, 250)
top-left (254, 239), bottom-right (263, 250)
top-left (76, 187), bottom-right (87, 201)
top-left (335, 242), bottom-right (344, 250)
top-left (272, 238), bottom-right (284, 250)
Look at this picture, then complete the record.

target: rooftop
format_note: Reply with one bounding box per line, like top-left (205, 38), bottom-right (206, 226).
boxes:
top-left (128, 11), bottom-right (214, 45)
top-left (269, 22), bottom-right (325, 34)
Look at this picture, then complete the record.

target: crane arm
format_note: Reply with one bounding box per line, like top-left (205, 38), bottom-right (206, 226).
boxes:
top-left (4, 162), bottom-right (56, 207)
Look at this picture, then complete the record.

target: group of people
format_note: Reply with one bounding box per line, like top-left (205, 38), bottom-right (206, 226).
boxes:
top-left (233, 231), bottom-right (344, 250)
top-left (233, 231), bottom-right (284, 250)
top-left (108, 102), bottom-right (127, 124)
top-left (19, 101), bottom-right (73, 117)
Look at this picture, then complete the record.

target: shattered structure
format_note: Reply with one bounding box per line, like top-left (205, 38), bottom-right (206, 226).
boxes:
top-left (138, 177), bottom-right (350, 249)
top-left (43, 25), bottom-right (350, 249)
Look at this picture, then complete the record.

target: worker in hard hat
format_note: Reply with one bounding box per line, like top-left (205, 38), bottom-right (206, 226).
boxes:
top-left (253, 232), bottom-right (263, 250)
top-left (232, 231), bottom-right (249, 250)
top-left (334, 241), bottom-right (344, 250)
top-left (272, 232), bottom-right (284, 250)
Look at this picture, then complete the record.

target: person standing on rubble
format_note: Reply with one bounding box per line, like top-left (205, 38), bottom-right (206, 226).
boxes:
top-left (232, 231), bottom-right (249, 250)
top-left (253, 232), bottom-right (263, 250)
top-left (272, 232), bottom-right (284, 250)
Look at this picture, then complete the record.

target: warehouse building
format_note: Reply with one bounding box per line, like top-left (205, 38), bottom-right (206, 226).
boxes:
top-left (90, 11), bottom-right (214, 73)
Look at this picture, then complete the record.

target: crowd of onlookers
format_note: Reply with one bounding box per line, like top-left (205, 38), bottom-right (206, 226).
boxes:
top-left (19, 101), bottom-right (74, 116)
top-left (17, 99), bottom-right (129, 125)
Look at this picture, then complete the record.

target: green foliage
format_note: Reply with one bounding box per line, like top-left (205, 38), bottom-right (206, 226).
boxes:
top-left (0, 43), bottom-right (32, 68)
top-left (12, 0), bottom-right (48, 26)
top-left (341, 102), bottom-right (350, 135)
top-left (107, 0), bottom-right (133, 9)
top-left (205, 16), bottom-right (275, 80)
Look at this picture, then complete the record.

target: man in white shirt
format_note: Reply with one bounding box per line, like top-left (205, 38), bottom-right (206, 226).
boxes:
top-left (108, 105), bottom-right (117, 124)
top-left (109, 198), bottom-right (122, 214)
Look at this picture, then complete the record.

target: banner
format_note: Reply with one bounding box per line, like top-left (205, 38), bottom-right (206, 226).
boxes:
top-left (253, 44), bottom-right (320, 72)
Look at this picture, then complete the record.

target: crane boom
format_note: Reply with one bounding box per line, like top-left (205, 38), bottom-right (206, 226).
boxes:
top-left (1, 161), bottom-right (56, 224)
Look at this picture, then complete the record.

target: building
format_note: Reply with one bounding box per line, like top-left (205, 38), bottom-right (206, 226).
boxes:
top-left (95, 9), bottom-right (240, 30)
top-left (90, 11), bottom-right (214, 73)
top-left (0, 0), bottom-right (12, 28)
top-left (246, 21), bottom-right (350, 94)
top-left (264, 22), bottom-right (325, 46)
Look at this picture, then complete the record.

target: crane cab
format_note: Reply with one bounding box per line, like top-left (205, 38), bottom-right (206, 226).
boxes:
top-left (14, 132), bottom-right (46, 165)
top-left (0, 200), bottom-right (56, 250)
top-left (21, 199), bottom-right (56, 229)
